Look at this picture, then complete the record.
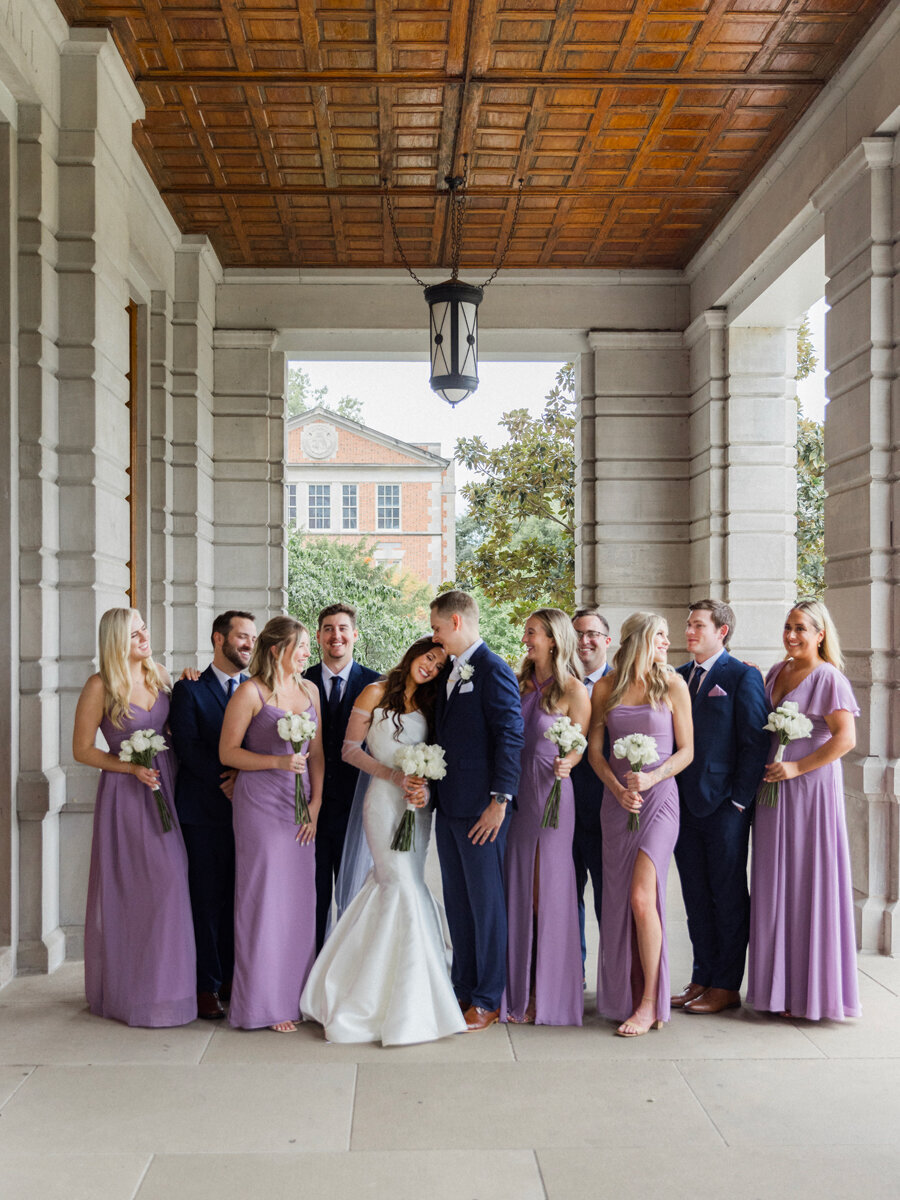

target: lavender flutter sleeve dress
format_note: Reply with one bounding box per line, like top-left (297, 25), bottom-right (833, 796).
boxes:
top-left (747, 661), bottom-right (861, 1021)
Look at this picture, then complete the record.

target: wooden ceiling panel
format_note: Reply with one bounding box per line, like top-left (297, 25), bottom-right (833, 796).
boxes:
top-left (56, 0), bottom-right (892, 267)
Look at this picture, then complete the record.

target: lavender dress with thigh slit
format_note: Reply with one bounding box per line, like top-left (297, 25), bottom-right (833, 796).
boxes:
top-left (598, 703), bottom-right (679, 1024)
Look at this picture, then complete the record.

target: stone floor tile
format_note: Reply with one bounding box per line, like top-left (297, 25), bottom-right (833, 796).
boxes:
top-left (784, 971), bottom-right (900, 1059)
top-left (0, 1004), bottom-right (215, 1066)
top-left (858, 951), bottom-right (900, 996)
top-left (0, 1064), bottom-right (356, 1155)
top-left (201, 1018), bottom-right (514, 1065)
top-left (537, 1144), bottom-right (900, 1200)
top-left (0, 1154), bottom-right (150, 1200)
top-left (677, 1058), bottom-right (900, 1145)
top-left (506, 1002), bottom-right (824, 1061)
top-left (352, 1061), bottom-right (720, 1151)
top-left (0, 962), bottom-right (86, 1007)
top-left (137, 1150), bottom-right (545, 1200)
top-left (0, 1066), bottom-right (33, 1107)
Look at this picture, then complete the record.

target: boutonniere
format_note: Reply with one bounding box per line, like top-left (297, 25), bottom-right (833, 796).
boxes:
top-left (458, 663), bottom-right (474, 683)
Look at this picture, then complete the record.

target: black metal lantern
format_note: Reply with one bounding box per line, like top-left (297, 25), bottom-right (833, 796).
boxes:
top-left (383, 158), bottom-right (523, 407)
top-left (424, 278), bottom-right (483, 406)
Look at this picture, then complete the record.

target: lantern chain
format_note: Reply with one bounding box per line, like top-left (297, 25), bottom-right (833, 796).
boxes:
top-left (382, 178), bottom-right (428, 287)
top-left (479, 176), bottom-right (525, 290)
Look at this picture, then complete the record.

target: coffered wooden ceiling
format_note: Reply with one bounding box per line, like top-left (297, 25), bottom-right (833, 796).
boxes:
top-left (56, 0), bottom-right (890, 270)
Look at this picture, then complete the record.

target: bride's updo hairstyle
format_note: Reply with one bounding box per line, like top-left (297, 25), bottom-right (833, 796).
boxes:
top-left (381, 635), bottom-right (445, 737)
top-left (518, 608), bottom-right (583, 714)
top-left (789, 598), bottom-right (844, 671)
top-left (603, 611), bottom-right (672, 715)
top-left (98, 607), bottom-right (167, 729)
top-left (248, 615), bottom-right (307, 692)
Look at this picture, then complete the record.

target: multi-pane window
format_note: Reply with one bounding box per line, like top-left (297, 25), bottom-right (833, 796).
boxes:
top-left (308, 484), bottom-right (331, 530)
top-left (342, 484), bottom-right (358, 530)
top-left (287, 483), bottom-right (297, 526)
top-left (376, 483), bottom-right (400, 531)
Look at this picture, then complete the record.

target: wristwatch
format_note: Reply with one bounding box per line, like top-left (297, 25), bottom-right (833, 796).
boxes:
top-left (490, 792), bottom-right (511, 805)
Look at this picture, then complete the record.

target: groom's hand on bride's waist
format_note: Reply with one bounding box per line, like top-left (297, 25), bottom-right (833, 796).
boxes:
top-left (468, 795), bottom-right (510, 845)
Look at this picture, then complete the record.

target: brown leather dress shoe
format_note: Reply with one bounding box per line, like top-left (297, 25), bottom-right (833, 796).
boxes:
top-left (684, 987), bottom-right (741, 1015)
top-left (671, 982), bottom-right (708, 1009)
top-left (197, 991), bottom-right (226, 1020)
top-left (464, 1005), bottom-right (500, 1032)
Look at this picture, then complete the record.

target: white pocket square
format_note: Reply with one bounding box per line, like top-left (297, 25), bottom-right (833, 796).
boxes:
top-left (708, 684), bottom-right (727, 697)
top-left (459, 682), bottom-right (474, 694)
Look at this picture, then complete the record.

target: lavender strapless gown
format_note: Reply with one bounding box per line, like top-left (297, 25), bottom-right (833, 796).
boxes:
top-left (229, 693), bottom-right (317, 1029)
top-left (598, 704), bottom-right (679, 1024)
top-left (501, 685), bottom-right (583, 1025)
top-left (747, 662), bottom-right (861, 1021)
top-left (84, 692), bottom-right (197, 1027)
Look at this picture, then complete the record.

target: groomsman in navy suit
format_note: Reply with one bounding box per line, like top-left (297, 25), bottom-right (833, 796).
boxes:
top-left (169, 610), bottom-right (257, 1019)
top-left (430, 590), bottom-right (525, 1031)
top-left (305, 603), bottom-right (379, 951)
top-left (672, 599), bottom-right (768, 1015)
top-left (570, 607), bottom-right (612, 971)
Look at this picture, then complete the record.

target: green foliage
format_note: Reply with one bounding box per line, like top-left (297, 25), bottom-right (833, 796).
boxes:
top-left (286, 364), bottom-right (364, 424)
top-left (286, 529), bottom-right (430, 673)
top-left (795, 317), bottom-right (825, 598)
top-left (454, 362), bottom-right (575, 619)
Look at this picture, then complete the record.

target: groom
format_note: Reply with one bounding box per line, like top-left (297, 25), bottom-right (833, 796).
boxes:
top-left (430, 590), bottom-right (524, 1031)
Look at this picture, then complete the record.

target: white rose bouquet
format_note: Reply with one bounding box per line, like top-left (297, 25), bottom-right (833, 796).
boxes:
top-left (276, 710), bottom-right (317, 824)
top-left (118, 729), bottom-right (173, 832)
top-left (391, 742), bottom-right (447, 852)
top-left (540, 715), bottom-right (587, 828)
top-left (757, 700), bottom-right (813, 808)
top-left (612, 733), bottom-right (659, 832)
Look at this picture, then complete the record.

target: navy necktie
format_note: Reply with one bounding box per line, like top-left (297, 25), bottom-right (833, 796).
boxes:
top-left (328, 676), bottom-right (343, 718)
top-left (226, 677), bottom-right (238, 700)
top-left (689, 665), bottom-right (703, 699)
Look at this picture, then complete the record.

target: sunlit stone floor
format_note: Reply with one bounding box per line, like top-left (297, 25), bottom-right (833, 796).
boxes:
top-left (2, 859), bottom-right (899, 1200)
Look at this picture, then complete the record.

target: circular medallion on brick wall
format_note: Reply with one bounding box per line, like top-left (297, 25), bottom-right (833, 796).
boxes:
top-left (301, 422), bottom-right (338, 459)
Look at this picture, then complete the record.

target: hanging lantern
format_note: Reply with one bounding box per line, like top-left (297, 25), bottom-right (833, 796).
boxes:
top-left (424, 279), bottom-right (483, 406)
top-left (383, 158), bottom-right (524, 407)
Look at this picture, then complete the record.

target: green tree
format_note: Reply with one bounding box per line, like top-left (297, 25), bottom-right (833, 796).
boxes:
top-left (454, 362), bottom-right (575, 619)
top-left (286, 364), bottom-right (364, 423)
top-left (286, 529), bottom-right (430, 672)
top-left (795, 318), bottom-right (825, 598)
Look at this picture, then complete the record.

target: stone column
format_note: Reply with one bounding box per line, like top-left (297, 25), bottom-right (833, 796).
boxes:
top-left (812, 135), bottom-right (898, 953)
top-left (170, 236), bottom-right (219, 666)
top-left (212, 330), bottom-right (286, 618)
top-left (54, 31), bottom-right (144, 961)
top-left (574, 349), bottom-right (596, 607)
top-left (581, 331), bottom-right (692, 643)
top-left (148, 289), bottom-right (175, 662)
top-left (0, 109), bottom-right (20, 983)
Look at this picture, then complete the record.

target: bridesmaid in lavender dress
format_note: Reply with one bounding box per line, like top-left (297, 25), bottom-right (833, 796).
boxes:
top-left (588, 613), bottom-right (693, 1037)
top-left (73, 608), bottom-right (196, 1027)
top-left (220, 616), bottom-right (323, 1032)
top-left (747, 599), bottom-right (861, 1021)
top-left (502, 609), bottom-right (591, 1026)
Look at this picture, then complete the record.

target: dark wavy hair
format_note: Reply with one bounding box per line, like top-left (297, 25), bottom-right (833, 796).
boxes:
top-left (380, 636), bottom-right (446, 739)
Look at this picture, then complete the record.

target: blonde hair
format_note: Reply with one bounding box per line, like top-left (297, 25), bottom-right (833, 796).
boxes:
top-left (98, 608), bottom-right (166, 729)
top-left (249, 615), bottom-right (308, 693)
top-left (518, 608), bottom-right (583, 713)
top-left (789, 599), bottom-right (844, 670)
top-left (604, 611), bottom-right (671, 714)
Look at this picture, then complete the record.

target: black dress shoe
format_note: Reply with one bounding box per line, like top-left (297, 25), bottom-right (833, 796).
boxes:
top-left (218, 980), bottom-right (232, 1004)
top-left (197, 991), bottom-right (226, 1020)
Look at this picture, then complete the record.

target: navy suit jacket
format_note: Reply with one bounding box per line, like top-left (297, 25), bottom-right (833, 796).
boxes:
top-left (433, 642), bottom-right (525, 821)
top-left (675, 649), bottom-right (769, 818)
top-left (304, 659), bottom-right (380, 811)
top-left (169, 666), bottom-right (243, 826)
top-left (571, 662), bottom-right (611, 828)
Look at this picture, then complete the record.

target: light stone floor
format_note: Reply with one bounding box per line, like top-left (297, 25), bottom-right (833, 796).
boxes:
top-left (2, 862), bottom-right (900, 1200)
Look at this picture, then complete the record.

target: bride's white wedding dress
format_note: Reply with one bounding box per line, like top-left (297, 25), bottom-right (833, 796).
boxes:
top-left (300, 707), bottom-right (466, 1045)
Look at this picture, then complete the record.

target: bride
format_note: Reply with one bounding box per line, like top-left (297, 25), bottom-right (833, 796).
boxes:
top-left (300, 636), bottom-right (466, 1044)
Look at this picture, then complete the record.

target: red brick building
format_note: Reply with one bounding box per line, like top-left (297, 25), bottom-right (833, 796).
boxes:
top-left (285, 406), bottom-right (456, 590)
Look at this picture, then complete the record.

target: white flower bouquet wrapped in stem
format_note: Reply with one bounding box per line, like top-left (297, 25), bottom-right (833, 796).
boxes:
top-left (612, 733), bottom-right (659, 832)
top-left (540, 716), bottom-right (587, 829)
top-left (118, 729), bottom-right (173, 832)
top-left (391, 742), bottom-right (447, 852)
top-left (276, 710), bottom-right (317, 824)
top-left (757, 700), bottom-right (813, 807)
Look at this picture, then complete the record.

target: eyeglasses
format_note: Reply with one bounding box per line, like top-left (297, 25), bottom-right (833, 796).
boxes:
top-left (575, 630), bottom-right (608, 642)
